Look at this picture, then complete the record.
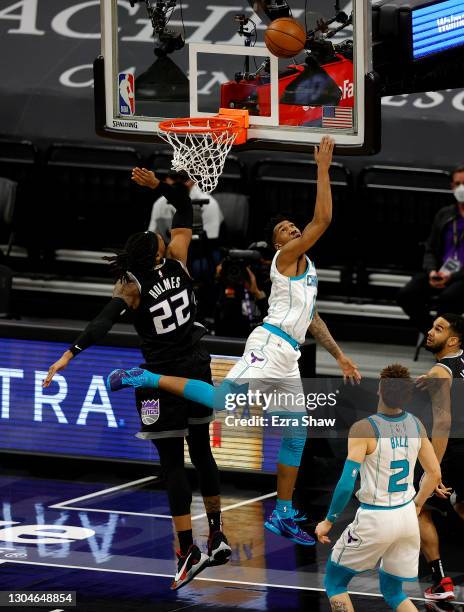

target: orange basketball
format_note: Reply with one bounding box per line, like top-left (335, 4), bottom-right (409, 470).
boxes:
top-left (264, 17), bottom-right (307, 58)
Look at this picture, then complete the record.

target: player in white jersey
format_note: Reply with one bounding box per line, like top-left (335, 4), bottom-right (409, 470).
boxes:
top-left (315, 364), bottom-right (442, 611)
top-left (108, 136), bottom-right (360, 546)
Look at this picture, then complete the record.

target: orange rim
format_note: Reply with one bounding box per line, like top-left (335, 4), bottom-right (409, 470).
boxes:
top-left (158, 117), bottom-right (241, 135)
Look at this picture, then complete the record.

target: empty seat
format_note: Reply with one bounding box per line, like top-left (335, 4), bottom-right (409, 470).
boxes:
top-left (215, 192), bottom-right (250, 247)
top-left (358, 166), bottom-right (452, 274)
top-left (45, 144), bottom-right (148, 251)
top-left (250, 159), bottom-right (354, 269)
top-left (0, 139), bottom-right (38, 251)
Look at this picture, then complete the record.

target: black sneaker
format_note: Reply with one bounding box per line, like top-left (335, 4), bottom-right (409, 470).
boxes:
top-left (171, 544), bottom-right (209, 590)
top-left (207, 531), bottom-right (232, 567)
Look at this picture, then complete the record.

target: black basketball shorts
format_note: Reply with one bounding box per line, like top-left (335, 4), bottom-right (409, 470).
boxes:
top-left (135, 343), bottom-right (214, 439)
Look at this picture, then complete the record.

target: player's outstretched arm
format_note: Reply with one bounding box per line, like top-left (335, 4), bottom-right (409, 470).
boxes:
top-left (416, 365), bottom-right (451, 463)
top-left (315, 421), bottom-right (369, 544)
top-left (43, 282), bottom-right (139, 388)
top-left (309, 311), bottom-right (361, 383)
top-left (277, 135), bottom-right (334, 269)
top-left (415, 426), bottom-right (442, 514)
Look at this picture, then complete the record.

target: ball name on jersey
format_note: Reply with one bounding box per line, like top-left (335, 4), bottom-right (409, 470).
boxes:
top-left (390, 436), bottom-right (408, 450)
top-left (148, 276), bottom-right (181, 299)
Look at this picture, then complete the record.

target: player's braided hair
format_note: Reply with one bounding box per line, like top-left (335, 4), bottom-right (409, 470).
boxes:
top-left (379, 363), bottom-right (413, 410)
top-left (103, 231), bottom-right (159, 283)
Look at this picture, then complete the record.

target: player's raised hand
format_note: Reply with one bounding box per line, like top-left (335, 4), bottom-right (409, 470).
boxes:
top-left (131, 167), bottom-right (160, 189)
top-left (314, 135), bottom-right (335, 170)
top-left (315, 519), bottom-right (332, 544)
top-left (43, 352), bottom-right (73, 388)
top-left (337, 354), bottom-right (362, 384)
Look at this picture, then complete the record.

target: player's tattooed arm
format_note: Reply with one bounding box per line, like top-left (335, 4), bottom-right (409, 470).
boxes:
top-left (309, 312), bottom-right (361, 383)
top-left (331, 600), bottom-right (351, 612)
top-left (42, 284), bottom-right (138, 388)
top-left (113, 280), bottom-right (140, 309)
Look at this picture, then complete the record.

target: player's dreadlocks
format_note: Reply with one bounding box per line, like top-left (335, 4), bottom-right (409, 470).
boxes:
top-left (104, 231), bottom-right (159, 283)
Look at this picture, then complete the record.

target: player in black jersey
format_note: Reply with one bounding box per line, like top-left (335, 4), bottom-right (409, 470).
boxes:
top-left (417, 313), bottom-right (464, 602)
top-left (43, 168), bottom-right (230, 590)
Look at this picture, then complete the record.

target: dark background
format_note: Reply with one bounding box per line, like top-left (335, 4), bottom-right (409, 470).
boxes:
top-left (0, 0), bottom-right (463, 171)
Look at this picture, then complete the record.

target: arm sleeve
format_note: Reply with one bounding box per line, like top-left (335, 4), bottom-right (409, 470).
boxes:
top-left (326, 459), bottom-right (361, 523)
top-left (69, 298), bottom-right (127, 356)
top-left (156, 182), bottom-right (192, 211)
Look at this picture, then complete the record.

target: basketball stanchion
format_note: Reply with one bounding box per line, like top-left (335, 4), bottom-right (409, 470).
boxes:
top-left (158, 108), bottom-right (249, 194)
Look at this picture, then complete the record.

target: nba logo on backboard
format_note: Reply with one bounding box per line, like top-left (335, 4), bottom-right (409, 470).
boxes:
top-left (118, 72), bottom-right (135, 116)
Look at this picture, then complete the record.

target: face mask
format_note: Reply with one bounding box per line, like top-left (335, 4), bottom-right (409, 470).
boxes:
top-left (454, 184), bottom-right (464, 204)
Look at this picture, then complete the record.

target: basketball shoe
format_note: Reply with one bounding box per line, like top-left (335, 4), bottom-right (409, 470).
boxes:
top-left (264, 509), bottom-right (315, 545)
top-left (171, 544), bottom-right (209, 591)
top-left (424, 577), bottom-right (456, 601)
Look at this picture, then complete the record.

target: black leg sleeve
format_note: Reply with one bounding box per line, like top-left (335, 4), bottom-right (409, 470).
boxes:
top-left (186, 423), bottom-right (221, 498)
top-left (153, 437), bottom-right (192, 517)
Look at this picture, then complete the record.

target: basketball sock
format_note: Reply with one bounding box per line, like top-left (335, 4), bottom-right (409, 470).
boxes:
top-left (207, 512), bottom-right (222, 534)
top-left (275, 498), bottom-right (293, 517)
top-left (430, 559), bottom-right (445, 584)
top-left (178, 529), bottom-right (193, 556)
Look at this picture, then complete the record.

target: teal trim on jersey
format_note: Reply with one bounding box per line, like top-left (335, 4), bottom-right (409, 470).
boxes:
top-left (379, 568), bottom-right (418, 582)
top-left (289, 257), bottom-right (309, 281)
top-left (276, 279), bottom-right (293, 330)
top-left (360, 498), bottom-right (414, 511)
top-left (376, 411), bottom-right (408, 422)
top-left (262, 323), bottom-right (299, 350)
top-left (412, 415), bottom-right (421, 437)
top-left (367, 416), bottom-right (380, 439)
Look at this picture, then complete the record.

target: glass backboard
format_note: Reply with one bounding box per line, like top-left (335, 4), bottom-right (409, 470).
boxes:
top-left (95, 0), bottom-right (380, 154)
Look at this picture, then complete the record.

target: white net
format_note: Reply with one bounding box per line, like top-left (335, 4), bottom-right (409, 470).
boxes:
top-left (158, 118), bottom-right (239, 194)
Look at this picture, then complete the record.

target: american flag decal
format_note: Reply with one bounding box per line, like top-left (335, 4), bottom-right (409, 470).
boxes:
top-left (322, 106), bottom-right (353, 129)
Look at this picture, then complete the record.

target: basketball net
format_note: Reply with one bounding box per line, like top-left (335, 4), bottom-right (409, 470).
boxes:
top-left (158, 109), bottom-right (249, 194)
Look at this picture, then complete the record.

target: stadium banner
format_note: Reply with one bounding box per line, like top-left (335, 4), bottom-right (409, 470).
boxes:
top-left (0, 0), bottom-right (463, 168)
top-left (1, 336), bottom-right (461, 473)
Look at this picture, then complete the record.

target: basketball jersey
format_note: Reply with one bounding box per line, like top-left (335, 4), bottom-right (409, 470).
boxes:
top-left (263, 251), bottom-right (318, 345)
top-left (129, 258), bottom-right (205, 363)
top-left (437, 350), bottom-right (464, 455)
top-left (356, 411), bottom-right (422, 507)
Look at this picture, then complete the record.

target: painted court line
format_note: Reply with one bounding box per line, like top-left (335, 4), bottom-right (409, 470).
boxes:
top-left (52, 488), bottom-right (276, 521)
top-left (8, 560), bottom-right (460, 604)
top-left (55, 506), bottom-right (172, 519)
top-left (192, 491), bottom-right (277, 520)
top-left (50, 476), bottom-right (157, 509)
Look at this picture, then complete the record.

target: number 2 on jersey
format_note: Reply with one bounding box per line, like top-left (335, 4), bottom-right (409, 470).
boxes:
top-left (150, 289), bottom-right (191, 334)
top-left (388, 459), bottom-right (410, 492)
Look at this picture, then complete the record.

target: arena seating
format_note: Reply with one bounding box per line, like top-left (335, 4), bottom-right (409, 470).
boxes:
top-left (0, 138), bottom-right (456, 341)
top-left (44, 143), bottom-right (151, 251)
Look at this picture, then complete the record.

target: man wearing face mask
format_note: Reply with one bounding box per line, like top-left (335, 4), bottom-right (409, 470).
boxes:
top-left (397, 166), bottom-right (464, 336)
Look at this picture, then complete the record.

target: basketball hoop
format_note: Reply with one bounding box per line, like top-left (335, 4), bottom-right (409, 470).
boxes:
top-left (158, 108), bottom-right (249, 194)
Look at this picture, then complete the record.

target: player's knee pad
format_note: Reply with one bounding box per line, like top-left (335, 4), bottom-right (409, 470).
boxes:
top-left (379, 570), bottom-right (408, 610)
top-left (324, 558), bottom-right (356, 598)
top-left (278, 435), bottom-right (305, 467)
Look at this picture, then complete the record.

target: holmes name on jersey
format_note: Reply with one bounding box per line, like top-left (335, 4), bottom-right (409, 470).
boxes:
top-left (149, 277), bottom-right (181, 299)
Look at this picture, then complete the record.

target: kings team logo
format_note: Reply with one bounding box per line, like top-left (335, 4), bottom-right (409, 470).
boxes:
top-left (141, 399), bottom-right (160, 425)
top-left (118, 72), bottom-right (135, 116)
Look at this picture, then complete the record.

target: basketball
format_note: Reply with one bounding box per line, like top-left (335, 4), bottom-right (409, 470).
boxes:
top-left (264, 17), bottom-right (307, 58)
